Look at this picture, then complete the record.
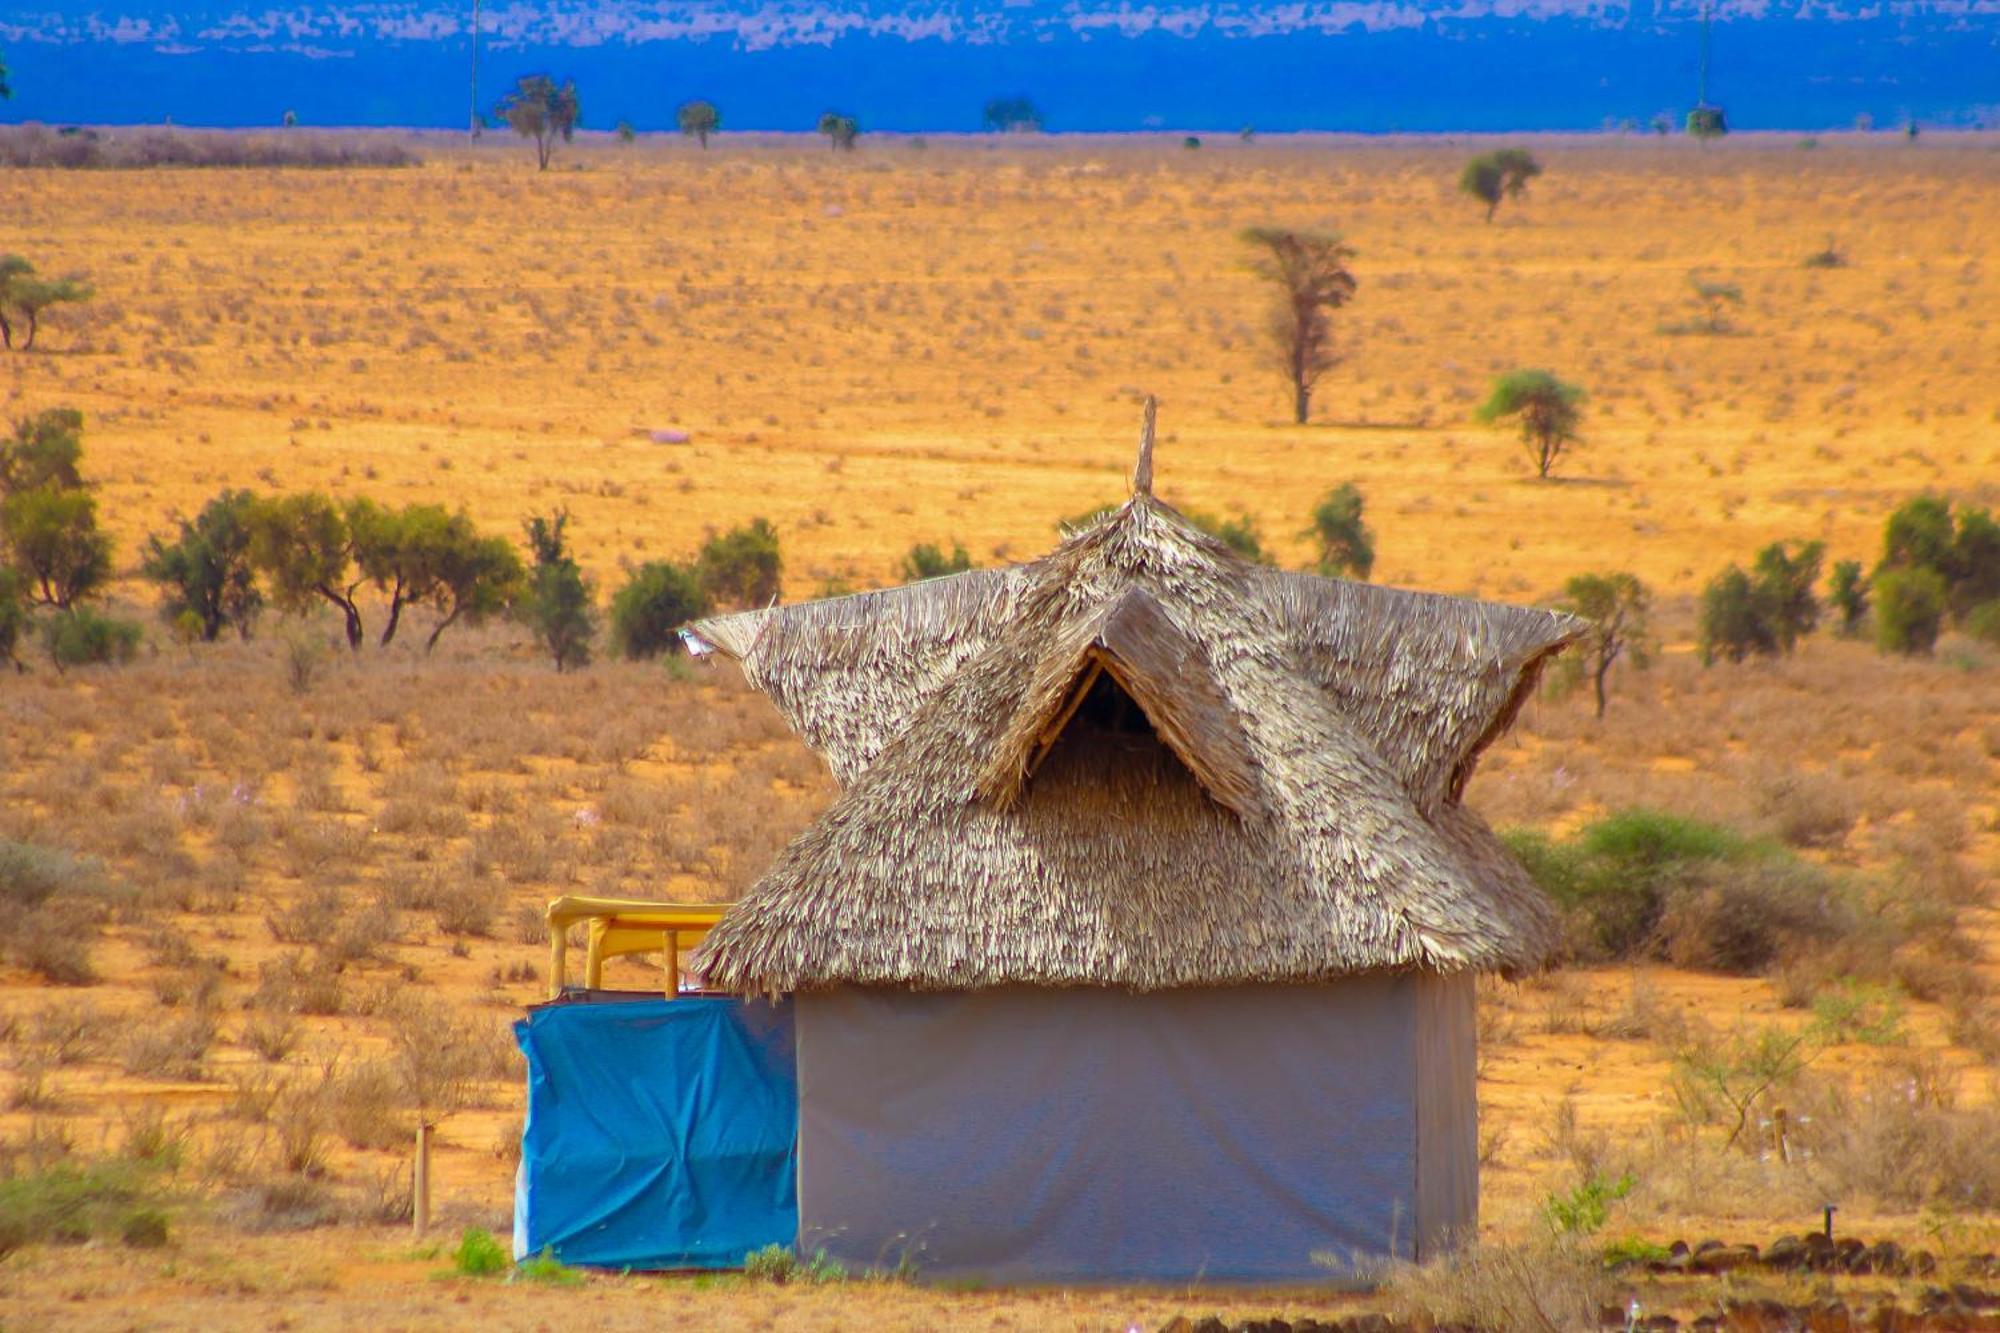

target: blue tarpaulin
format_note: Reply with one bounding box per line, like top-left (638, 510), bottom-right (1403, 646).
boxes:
top-left (513, 997), bottom-right (798, 1270)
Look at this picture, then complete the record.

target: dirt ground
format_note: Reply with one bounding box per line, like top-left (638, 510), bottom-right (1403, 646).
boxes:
top-left (1, 131), bottom-right (1996, 1330)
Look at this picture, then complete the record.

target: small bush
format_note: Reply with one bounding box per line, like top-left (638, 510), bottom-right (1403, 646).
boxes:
top-left (1506, 811), bottom-right (1872, 977)
top-left (0, 839), bottom-right (122, 984)
top-left (1378, 1236), bottom-right (1607, 1331)
top-left (517, 1247), bottom-right (584, 1285)
top-left (1541, 1169), bottom-right (1634, 1236)
top-left (42, 607), bottom-right (142, 670)
top-left (120, 1012), bottom-right (217, 1082)
top-left (743, 1241), bottom-right (846, 1283)
top-left (1961, 599), bottom-right (2000, 647)
top-left (898, 541), bottom-right (973, 582)
top-left (453, 1227), bottom-right (510, 1276)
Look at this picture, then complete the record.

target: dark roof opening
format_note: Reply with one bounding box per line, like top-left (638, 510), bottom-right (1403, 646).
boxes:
top-left (1071, 668), bottom-right (1158, 746)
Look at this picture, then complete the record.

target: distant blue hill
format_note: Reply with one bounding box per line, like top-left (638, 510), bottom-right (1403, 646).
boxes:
top-left (1, 2), bottom-right (1994, 132)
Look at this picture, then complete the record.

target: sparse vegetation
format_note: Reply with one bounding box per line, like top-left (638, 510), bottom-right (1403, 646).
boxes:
top-left (695, 518), bottom-right (782, 610)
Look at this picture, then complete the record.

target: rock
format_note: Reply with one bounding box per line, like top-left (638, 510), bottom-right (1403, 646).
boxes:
top-left (1669, 1239), bottom-right (1692, 1259)
top-left (1342, 1315), bottom-right (1394, 1333)
top-left (1598, 1307), bottom-right (1628, 1328)
top-left (1158, 1320), bottom-right (1196, 1333)
top-left (1867, 1240), bottom-right (1905, 1277)
top-left (1910, 1250), bottom-right (1938, 1277)
top-left (1193, 1318), bottom-right (1231, 1333)
top-left (1691, 1244), bottom-right (1759, 1274)
top-left (1694, 1238), bottom-right (1726, 1255)
top-left (1639, 1316), bottom-right (1680, 1331)
top-left (1764, 1236), bottom-right (1809, 1270)
top-left (1809, 1297), bottom-right (1852, 1331)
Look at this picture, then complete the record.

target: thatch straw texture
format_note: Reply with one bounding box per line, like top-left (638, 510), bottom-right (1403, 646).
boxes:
top-left (692, 496), bottom-right (1582, 993)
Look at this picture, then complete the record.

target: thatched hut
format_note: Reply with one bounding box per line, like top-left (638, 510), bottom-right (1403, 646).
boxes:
top-left (685, 420), bottom-right (1582, 1283)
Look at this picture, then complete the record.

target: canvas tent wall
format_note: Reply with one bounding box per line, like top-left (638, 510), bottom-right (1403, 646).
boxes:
top-left (513, 996), bottom-right (798, 1269)
top-left (795, 975), bottom-right (1473, 1282)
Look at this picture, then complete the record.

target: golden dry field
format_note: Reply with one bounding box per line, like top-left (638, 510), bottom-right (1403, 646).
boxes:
top-left (1, 132), bottom-right (1998, 1330)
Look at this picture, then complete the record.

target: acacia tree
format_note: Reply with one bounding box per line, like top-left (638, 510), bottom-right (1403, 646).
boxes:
top-left (1476, 369), bottom-right (1585, 479)
top-left (0, 408), bottom-right (85, 493)
top-left (982, 96), bottom-right (1043, 133)
top-left (1305, 483), bottom-right (1374, 579)
top-left (1458, 148), bottom-right (1542, 222)
top-left (1240, 228), bottom-right (1358, 426)
top-left (1687, 272), bottom-right (1743, 333)
top-left (249, 492), bottom-right (367, 650)
top-left (419, 524), bottom-right (522, 653)
top-left (500, 74), bottom-right (581, 170)
top-left (816, 111), bottom-right (860, 152)
top-left (1559, 572), bottom-right (1650, 718)
top-left (677, 99), bottom-right (720, 148)
top-left (0, 256), bottom-right (91, 351)
top-left (140, 488), bottom-right (263, 641)
top-left (1, 487), bottom-right (112, 609)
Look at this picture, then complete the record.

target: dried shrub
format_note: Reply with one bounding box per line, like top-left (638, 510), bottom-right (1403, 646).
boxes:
top-left (240, 1012), bottom-right (302, 1064)
top-left (325, 1059), bottom-right (412, 1151)
top-left (0, 838), bottom-right (126, 984)
top-left (120, 1012), bottom-right (217, 1082)
top-left (1378, 1235), bottom-right (1609, 1331)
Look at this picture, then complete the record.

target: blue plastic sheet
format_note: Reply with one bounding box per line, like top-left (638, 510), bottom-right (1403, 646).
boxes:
top-left (513, 997), bottom-right (797, 1270)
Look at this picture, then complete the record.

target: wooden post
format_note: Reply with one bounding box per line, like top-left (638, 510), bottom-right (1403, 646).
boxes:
top-left (665, 933), bottom-right (680, 997)
top-left (548, 926), bottom-right (567, 1000)
top-left (1772, 1106), bottom-right (1790, 1164)
top-left (413, 1121), bottom-right (433, 1239)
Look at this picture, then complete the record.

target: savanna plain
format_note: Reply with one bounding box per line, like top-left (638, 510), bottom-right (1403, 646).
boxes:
top-left (0, 131), bottom-right (1997, 1331)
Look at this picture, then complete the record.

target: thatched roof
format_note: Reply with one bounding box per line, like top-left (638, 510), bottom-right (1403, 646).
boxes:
top-left (689, 450), bottom-right (1583, 994)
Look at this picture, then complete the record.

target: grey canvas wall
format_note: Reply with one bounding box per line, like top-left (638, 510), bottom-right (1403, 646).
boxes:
top-left (795, 977), bottom-right (1471, 1283)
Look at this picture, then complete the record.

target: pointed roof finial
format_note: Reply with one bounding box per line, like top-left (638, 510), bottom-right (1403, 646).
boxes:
top-left (1134, 395), bottom-right (1157, 497)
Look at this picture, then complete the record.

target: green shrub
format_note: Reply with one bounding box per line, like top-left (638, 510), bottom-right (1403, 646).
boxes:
top-left (1305, 483), bottom-right (1373, 579)
top-left (42, 606), bottom-right (141, 669)
top-left (743, 1241), bottom-right (845, 1283)
top-left (0, 1160), bottom-right (164, 1254)
top-left (1541, 1170), bottom-right (1633, 1236)
top-left (1506, 811), bottom-right (1861, 975)
top-left (1874, 567), bottom-right (1947, 656)
top-left (1697, 541), bottom-right (1822, 664)
top-left (452, 1227), bottom-right (510, 1276)
top-left (1963, 600), bottom-right (2000, 647)
top-left (517, 1246), bottom-right (583, 1284)
top-left (609, 560), bottom-right (708, 659)
top-left (899, 541), bottom-right (973, 581)
top-left (119, 1207), bottom-right (171, 1248)
top-left (695, 518), bottom-right (782, 609)
top-left (0, 565), bottom-right (26, 667)
top-left (519, 511), bottom-right (595, 672)
top-left (1827, 559), bottom-right (1868, 637)
top-left (1809, 981), bottom-right (1907, 1046)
